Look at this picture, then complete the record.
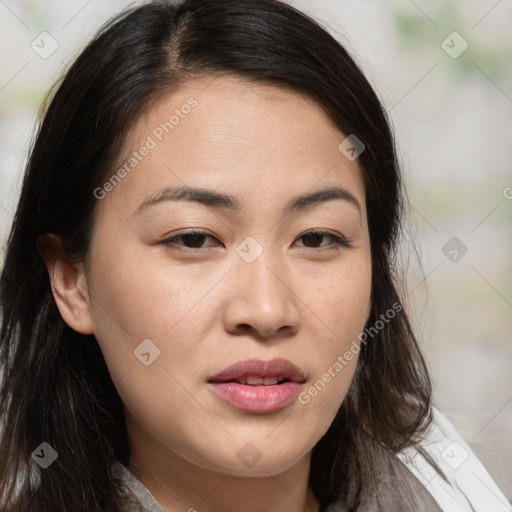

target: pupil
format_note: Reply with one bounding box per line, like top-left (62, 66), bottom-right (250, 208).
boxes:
top-left (303, 233), bottom-right (323, 247)
top-left (183, 233), bottom-right (205, 248)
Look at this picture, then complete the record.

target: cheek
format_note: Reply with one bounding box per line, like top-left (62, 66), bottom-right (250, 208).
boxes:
top-left (85, 241), bottom-right (219, 458)
top-left (305, 253), bottom-right (372, 346)
top-left (85, 235), bottom-right (214, 381)
top-left (296, 255), bottom-right (371, 408)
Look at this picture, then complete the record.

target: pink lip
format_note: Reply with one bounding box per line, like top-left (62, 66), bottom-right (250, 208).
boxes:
top-left (207, 358), bottom-right (306, 413)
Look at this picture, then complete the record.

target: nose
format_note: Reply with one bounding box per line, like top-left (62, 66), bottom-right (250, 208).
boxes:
top-left (223, 248), bottom-right (301, 340)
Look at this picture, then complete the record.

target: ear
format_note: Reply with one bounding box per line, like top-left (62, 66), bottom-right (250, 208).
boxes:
top-left (37, 233), bottom-right (94, 335)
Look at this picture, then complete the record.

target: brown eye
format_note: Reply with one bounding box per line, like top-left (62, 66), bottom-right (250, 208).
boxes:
top-left (295, 229), bottom-right (351, 250)
top-left (162, 230), bottom-right (220, 250)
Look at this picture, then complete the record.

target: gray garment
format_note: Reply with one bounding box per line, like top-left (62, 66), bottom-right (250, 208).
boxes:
top-left (112, 462), bottom-right (166, 512)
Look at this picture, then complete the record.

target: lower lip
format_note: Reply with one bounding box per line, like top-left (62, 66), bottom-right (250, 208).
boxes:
top-left (208, 381), bottom-right (301, 413)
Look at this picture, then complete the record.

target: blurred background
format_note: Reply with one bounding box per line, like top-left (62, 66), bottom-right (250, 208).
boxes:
top-left (0, 0), bottom-right (511, 502)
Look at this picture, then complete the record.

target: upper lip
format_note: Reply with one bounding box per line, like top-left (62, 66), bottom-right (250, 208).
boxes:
top-left (208, 358), bottom-right (306, 384)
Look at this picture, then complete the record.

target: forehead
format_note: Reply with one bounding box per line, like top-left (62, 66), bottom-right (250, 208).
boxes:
top-left (95, 74), bottom-right (366, 220)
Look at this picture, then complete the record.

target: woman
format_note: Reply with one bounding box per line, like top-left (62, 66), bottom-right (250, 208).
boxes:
top-left (0, 0), bottom-right (508, 511)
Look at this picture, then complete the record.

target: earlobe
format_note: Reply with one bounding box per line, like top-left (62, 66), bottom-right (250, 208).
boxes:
top-left (37, 233), bottom-right (95, 335)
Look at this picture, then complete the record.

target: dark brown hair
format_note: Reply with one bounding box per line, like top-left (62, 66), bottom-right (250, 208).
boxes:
top-left (1, 1), bottom-right (446, 510)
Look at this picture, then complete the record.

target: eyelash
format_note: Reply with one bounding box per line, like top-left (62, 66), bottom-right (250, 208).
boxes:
top-left (160, 228), bottom-right (352, 253)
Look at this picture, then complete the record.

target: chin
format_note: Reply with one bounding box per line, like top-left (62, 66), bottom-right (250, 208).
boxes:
top-left (183, 443), bottom-right (309, 478)
top-left (228, 456), bottom-right (303, 478)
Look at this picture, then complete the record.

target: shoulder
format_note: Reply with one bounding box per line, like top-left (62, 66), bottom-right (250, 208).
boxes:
top-left (396, 405), bottom-right (511, 512)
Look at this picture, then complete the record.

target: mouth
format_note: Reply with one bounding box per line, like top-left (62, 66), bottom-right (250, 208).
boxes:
top-left (207, 358), bottom-right (306, 385)
top-left (207, 358), bottom-right (306, 413)
top-left (218, 376), bottom-right (293, 386)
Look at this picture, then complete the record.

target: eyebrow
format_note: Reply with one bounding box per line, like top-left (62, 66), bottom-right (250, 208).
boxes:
top-left (132, 185), bottom-right (361, 217)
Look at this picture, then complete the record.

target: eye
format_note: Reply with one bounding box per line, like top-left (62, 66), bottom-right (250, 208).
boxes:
top-left (161, 229), bottom-right (220, 250)
top-left (294, 229), bottom-right (352, 250)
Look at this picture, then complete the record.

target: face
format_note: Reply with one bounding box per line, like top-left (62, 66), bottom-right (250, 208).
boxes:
top-left (80, 75), bottom-right (372, 476)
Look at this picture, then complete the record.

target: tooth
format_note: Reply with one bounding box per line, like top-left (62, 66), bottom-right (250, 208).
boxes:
top-left (246, 375), bottom-right (263, 386)
top-left (263, 376), bottom-right (278, 385)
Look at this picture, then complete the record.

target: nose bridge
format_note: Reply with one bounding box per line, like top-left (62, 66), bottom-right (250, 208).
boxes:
top-left (238, 235), bottom-right (287, 301)
top-left (226, 235), bottom-right (300, 337)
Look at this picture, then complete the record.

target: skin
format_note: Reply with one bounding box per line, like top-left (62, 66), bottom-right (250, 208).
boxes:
top-left (40, 75), bottom-right (372, 512)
